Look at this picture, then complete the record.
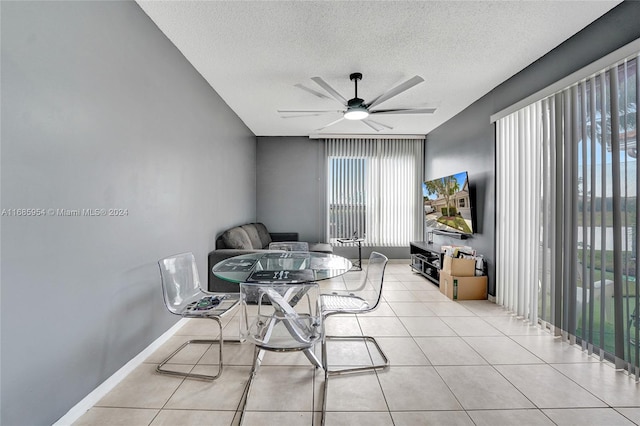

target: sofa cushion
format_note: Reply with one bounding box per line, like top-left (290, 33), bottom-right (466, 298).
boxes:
top-left (309, 242), bottom-right (333, 254)
top-left (252, 222), bottom-right (272, 248)
top-left (221, 227), bottom-right (253, 250)
top-left (240, 224), bottom-right (263, 249)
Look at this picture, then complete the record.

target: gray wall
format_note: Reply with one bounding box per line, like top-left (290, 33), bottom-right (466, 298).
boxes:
top-left (256, 137), bottom-right (324, 242)
top-left (256, 136), bottom-right (410, 259)
top-left (425, 0), bottom-right (640, 296)
top-left (1, 2), bottom-right (256, 425)
top-left (425, 105), bottom-right (496, 293)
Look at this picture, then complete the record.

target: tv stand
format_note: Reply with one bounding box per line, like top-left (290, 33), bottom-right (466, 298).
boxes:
top-left (410, 241), bottom-right (443, 285)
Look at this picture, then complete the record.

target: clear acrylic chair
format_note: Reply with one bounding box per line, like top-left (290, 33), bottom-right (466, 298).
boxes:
top-left (238, 281), bottom-right (322, 424)
top-left (319, 251), bottom-right (389, 424)
top-left (268, 241), bottom-right (310, 251)
top-left (157, 252), bottom-right (240, 381)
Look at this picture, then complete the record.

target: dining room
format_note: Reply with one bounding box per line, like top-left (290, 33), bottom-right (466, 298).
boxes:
top-left (3, 1), bottom-right (640, 425)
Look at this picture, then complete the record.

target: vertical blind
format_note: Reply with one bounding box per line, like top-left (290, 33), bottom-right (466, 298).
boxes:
top-left (496, 54), bottom-right (639, 377)
top-left (496, 102), bottom-right (542, 322)
top-left (323, 138), bottom-right (423, 247)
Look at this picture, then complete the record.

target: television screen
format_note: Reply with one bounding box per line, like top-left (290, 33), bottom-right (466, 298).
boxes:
top-left (422, 171), bottom-right (474, 235)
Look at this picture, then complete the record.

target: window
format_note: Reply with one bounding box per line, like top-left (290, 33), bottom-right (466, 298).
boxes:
top-left (324, 138), bottom-right (424, 247)
top-left (328, 157), bottom-right (366, 240)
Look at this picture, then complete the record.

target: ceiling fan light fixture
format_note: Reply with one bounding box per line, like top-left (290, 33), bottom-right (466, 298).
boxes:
top-left (344, 105), bottom-right (369, 120)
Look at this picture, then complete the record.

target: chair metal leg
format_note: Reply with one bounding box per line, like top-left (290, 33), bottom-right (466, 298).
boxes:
top-left (320, 334), bottom-right (389, 426)
top-left (156, 316), bottom-right (240, 381)
top-left (238, 346), bottom-right (264, 426)
top-left (303, 347), bottom-right (323, 368)
top-left (238, 343), bottom-right (321, 425)
top-left (323, 335), bottom-right (389, 375)
top-left (321, 359), bottom-right (329, 426)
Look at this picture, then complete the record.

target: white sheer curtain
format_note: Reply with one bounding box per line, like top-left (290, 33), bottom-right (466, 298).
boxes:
top-left (496, 102), bottom-right (543, 322)
top-left (496, 54), bottom-right (639, 377)
top-left (323, 138), bottom-right (423, 247)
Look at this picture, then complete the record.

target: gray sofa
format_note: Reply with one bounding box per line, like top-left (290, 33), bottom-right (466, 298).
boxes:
top-left (207, 222), bottom-right (332, 292)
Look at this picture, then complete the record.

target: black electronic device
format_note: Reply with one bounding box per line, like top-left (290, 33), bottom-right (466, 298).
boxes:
top-left (422, 171), bottom-right (474, 236)
top-left (190, 296), bottom-right (221, 311)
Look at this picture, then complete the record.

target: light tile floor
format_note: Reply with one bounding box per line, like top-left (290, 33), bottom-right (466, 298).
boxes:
top-left (74, 262), bottom-right (640, 426)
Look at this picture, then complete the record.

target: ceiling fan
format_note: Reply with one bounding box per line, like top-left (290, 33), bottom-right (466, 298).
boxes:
top-left (278, 72), bottom-right (437, 132)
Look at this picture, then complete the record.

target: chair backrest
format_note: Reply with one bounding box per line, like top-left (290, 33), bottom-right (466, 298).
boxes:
top-left (269, 241), bottom-right (310, 252)
top-left (158, 252), bottom-right (203, 314)
top-left (346, 251), bottom-right (388, 311)
top-left (240, 282), bottom-right (321, 350)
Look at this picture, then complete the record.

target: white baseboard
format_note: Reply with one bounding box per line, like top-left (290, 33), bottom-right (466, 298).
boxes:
top-left (53, 318), bottom-right (189, 426)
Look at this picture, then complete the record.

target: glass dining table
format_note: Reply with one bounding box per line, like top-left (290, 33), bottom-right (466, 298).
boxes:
top-left (211, 251), bottom-right (353, 285)
top-left (212, 251), bottom-right (352, 369)
top-left (214, 251), bottom-right (352, 425)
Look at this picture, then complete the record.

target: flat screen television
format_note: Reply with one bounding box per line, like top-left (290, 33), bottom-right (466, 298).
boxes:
top-left (422, 171), bottom-right (474, 236)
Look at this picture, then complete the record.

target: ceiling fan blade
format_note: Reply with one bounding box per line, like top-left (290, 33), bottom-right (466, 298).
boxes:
top-left (315, 117), bottom-right (345, 131)
top-left (311, 77), bottom-right (348, 105)
top-left (370, 107), bottom-right (437, 115)
top-left (367, 76), bottom-right (425, 109)
top-left (294, 83), bottom-right (333, 100)
top-left (363, 119), bottom-right (394, 130)
top-left (278, 110), bottom-right (343, 114)
top-left (361, 120), bottom-right (383, 132)
top-left (280, 113), bottom-right (326, 119)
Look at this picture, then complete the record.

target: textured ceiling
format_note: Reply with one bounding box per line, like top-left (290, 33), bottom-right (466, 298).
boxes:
top-left (136, 0), bottom-right (620, 137)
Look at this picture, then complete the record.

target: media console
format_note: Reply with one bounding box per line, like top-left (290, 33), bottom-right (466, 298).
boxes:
top-left (409, 241), bottom-right (443, 285)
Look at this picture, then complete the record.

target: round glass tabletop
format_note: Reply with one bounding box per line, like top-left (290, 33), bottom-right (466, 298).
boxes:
top-left (212, 251), bottom-right (352, 284)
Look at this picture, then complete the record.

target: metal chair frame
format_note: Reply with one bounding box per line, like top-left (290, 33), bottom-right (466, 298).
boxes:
top-left (155, 315), bottom-right (231, 381)
top-left (157, 252), bottom-right (240, 381)
top-left (319, 251), bottom-right (390, 425)
top-left (238, 282), bottom-right (322, 425)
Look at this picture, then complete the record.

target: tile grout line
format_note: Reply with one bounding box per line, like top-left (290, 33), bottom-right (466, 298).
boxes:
top-left (72, 266), bottom-right (640, 425)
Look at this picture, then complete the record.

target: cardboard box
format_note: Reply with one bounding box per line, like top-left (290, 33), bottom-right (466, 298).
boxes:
top-left (439, 271), bottom-right (487, 300)
top-left (442, 256), bottom-right (475, 276)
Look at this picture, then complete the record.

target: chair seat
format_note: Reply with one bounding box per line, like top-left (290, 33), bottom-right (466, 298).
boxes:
top-left (182, 294), bottom-right (240, 317)
top-left (321, 293), bottom-right (369, 312)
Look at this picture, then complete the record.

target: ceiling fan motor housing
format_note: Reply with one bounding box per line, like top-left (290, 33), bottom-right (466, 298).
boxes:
top-left (348, 97), bottom-right (366, 108)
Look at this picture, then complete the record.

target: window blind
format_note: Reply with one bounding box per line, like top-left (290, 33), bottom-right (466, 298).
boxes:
top-left (324, 138), bottom-right (423, 247)
top-left (496, 53), bottom-right (640, 377)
